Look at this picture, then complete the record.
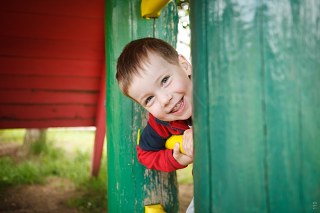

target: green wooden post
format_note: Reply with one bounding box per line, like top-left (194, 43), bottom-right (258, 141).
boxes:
top-left (191, 0), bottom-right (320, 212)
top-left (105, 0), bottom-right (179, 212)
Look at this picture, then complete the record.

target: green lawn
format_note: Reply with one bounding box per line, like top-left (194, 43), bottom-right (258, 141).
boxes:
top-left (0, 128), bottom-right (107, 212)
top-left (0, 128), bottom-right (193, 212)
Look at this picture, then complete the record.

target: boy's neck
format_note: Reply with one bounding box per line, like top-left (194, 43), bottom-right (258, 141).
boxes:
top-left (186, 117), bottom-right (192, 127)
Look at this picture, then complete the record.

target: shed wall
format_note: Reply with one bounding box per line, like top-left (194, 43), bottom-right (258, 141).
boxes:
top-left (0, 0), bottom-right (105, 128)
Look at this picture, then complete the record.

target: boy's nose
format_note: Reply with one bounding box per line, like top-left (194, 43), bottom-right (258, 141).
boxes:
top-left (159, 93), bottom-right (172, 108)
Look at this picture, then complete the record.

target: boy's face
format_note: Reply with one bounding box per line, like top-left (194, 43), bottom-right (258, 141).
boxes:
top-left (128, 52), bottom-right (192, 122)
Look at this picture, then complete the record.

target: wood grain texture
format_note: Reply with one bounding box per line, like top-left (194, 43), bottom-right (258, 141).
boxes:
top-left (191, 0), bottom-right (320, 212)
top-left (0, 0), bottom-right (104, 129)
top-left (106, 0), bottom-right (179, 212)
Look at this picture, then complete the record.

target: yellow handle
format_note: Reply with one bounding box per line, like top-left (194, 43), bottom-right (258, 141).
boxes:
top-left (165, 135), bottom-right (185, 154)
top-left (141, 0), bottom-right (170, 18)
top-left (145, 204), bottom-right (166, 213)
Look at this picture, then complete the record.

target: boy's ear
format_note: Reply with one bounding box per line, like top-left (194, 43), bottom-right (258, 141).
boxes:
top-left (178, 54), bottom-right (192, 76)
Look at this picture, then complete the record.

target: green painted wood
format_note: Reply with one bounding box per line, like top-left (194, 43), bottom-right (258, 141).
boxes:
top-left (191, 0), bottom-right (320, 212)
top-left (105, 0), bottom-right (179, 212)
top-left (262, 1), bottom-right (320, 212)
top-left (191, 0), bottom-right (267, 212)
top-left (190, 0), bottom-right (210, 211)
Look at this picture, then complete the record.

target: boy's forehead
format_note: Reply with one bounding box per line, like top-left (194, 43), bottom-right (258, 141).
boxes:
top-left (136, 52), bottom-right (165, 74)
top-left (124, 52), bottom-right (157, 91)
top-left (141, 52), bottom-right (168, 68)
top-left (142, 51), bottom-right (162, 65)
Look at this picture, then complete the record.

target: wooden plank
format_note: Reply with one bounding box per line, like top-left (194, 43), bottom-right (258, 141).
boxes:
top-left (0, 75), bottom-right (100, 91)
top-left (91, 64), bottom-right (106, 176)
top-left (106, 0), bottom-right (147, 210)
top-left (192, 0), bottom-right (320, 212)
top-left (0, 0), bottom-right (105, 131)
top-left (0, 12), bottom-right (103, 41)
top-left (192, 0), bottom-right (267, 212)
top-left (0, 104), bottom-right (96, 120)
top-left (0, 90), bottom-right (98, 104)
top-left (300, 62), bottom-right (320, 211)
top-left (0, 37), bottom-right (104, 60)
top-left (263, 1), bottom-right (302, 212)
top-left (263, 1), bottom-right (320, 212)
top-left (190, 0), bottom-right (210, 211)
top-left (298, 3), bottom-right (320, 205)
top-left (0, 0), bottom-right (104, 18)
top-left (0, 119), bottom-right (95, 129)
top-left (0, 58), bottom-right (102, 77)
top-left (106, 0), bottom-right (179, 212)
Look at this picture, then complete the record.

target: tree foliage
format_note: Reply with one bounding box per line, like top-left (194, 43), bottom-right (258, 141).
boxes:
top-left (176, 0), bottom-right (190, 29)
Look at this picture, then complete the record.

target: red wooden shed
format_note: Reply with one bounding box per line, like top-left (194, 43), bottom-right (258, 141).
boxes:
top-left (0, 0), bottom-right (106, 176)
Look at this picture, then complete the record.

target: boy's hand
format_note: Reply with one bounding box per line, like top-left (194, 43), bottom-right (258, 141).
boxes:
top-left (173, 143), bottom-right (193, 166)
top-left (173, 129), bottom-right (193, 166)
top-left (182, 129), bottom-right (193, 157)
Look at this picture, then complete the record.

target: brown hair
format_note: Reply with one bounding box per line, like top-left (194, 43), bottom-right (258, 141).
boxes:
top-left (116, 37), bottom-right (179, 96)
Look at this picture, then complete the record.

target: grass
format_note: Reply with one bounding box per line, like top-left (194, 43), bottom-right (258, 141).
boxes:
top-left (0, 129), bottom-right (25, 145)
top-left (177, 164), bottom-right (193, 184)
top-left (0, 128), bottom-right (107, 213)
top-left (0, 128), bottom-right (193, 212)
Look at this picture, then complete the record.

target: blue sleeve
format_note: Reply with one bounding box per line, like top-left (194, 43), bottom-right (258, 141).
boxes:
top-left (139, 123), bottom-right (167, 151)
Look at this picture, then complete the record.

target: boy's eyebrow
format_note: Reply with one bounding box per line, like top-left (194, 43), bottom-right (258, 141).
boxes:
top-left (154, 73), bottom-right (164, 85)
top-left (137, 93), bottom-right (147, 105)
top-left (138, 92), bottom-right (154, 107)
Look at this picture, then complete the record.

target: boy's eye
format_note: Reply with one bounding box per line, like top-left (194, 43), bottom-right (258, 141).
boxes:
top-left (145, 96), bottom-right (153, 105)
top-left (161, 76), bottom-right (170, 85)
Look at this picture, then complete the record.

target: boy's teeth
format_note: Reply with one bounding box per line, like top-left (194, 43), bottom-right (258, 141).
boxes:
top-left (171, 100), bottom-right (182, 113)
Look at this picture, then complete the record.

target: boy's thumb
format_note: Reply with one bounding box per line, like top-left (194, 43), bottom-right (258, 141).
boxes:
top-left (173, 143), bottom-right (180, 153)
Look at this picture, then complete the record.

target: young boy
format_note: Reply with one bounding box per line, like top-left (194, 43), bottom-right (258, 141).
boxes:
top-left (116, 37), bottom-right (194, 173)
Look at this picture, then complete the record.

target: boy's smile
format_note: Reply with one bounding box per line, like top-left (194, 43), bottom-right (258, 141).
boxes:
top-left (127, 52), bottom-right (192, 122)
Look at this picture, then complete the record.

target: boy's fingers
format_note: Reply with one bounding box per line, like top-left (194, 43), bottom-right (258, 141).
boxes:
top-left (172, 143), bottom-right (181, 159)
top-left (173, 142), bottom-right (194, 165)
top-left (173, 143), bottom-right (180, 153)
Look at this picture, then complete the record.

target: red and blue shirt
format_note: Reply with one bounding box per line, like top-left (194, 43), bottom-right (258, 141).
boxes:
top-left (137, 113), bottom-right (191, 172)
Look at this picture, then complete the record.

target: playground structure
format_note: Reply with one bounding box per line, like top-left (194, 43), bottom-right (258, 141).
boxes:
top-left (0, 0), bottom-right (105, 176)
top-left (107, 0), bottom-right (320, 212)
top-left (0, 0), bottom-right (319, 212)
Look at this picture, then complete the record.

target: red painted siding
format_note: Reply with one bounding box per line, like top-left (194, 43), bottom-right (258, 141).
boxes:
top-left (0, 0), bottom-right (105, 128)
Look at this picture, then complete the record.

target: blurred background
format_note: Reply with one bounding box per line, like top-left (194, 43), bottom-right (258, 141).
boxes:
top-left (0, 1), bottom-right (192, 212)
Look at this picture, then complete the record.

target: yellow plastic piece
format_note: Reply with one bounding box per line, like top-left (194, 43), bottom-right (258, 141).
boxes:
top-left (165, 135), bottom-right (185, 154)
top-left (145, 204), bottom-right (166, 213)
top-left (137, 129), bottom-right (141, 145)
top-left (141, 0), bottom-right (171, 19)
